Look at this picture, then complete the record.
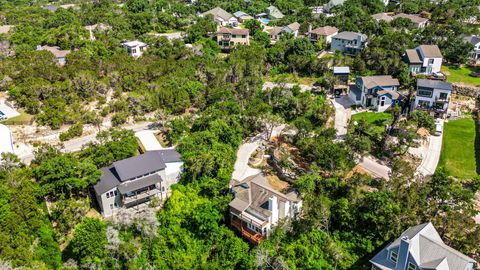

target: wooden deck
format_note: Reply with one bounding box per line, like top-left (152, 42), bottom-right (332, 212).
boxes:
top-left (230, 218), bottom-right (266, 245)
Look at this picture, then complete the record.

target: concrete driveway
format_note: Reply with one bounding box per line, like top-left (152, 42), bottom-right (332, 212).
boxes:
top-left (359, 155), bottom-right (391, 180)
top-left (331, 96), bottom-right (354, 140)
top-left (416, 119), bottom-right (444, 176)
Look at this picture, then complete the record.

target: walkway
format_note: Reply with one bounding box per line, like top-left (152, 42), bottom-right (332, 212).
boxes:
top-left (231, 125), bottom-right (285, 181)
top-left (416, 119), bottom-right (443, 176)
top-left (331, 96), bottom-right (353, 140)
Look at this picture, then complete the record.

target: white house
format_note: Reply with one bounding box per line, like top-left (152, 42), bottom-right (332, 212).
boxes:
top-left (349, 75), bottom-right (401, 112)
top-left (405, 45), bottom-right (443, 75)
top-left (93, 149), bottom-right (183, 217)
top-left (200, 7), bottom-right (237, 26)
top-left (122, 40), bottom-right (148, 57)
top-left (463, 35), bottom-right (480, 63)
top-left (0, 124), bottom-right (14, 160)
top-left (413, 79), bottom-right (453, 118)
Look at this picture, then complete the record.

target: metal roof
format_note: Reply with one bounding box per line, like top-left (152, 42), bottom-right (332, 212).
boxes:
top-left (417, 79), bottom-right (453, 91)
top-left (117, 173), bottom-right (162, 194)
top-left (333, 66), bottom-right (350, 74)
top-left (94, 149), bottom-right (182, 195)
top-left (94, 166), bottom-right (121, 195)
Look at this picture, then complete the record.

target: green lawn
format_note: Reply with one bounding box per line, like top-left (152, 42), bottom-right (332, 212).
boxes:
top-left (439, 117), bottom-right (478, 179)
top-left (351, 112), bottom-right (392, 138)
top-left (0, 109), bottom-right (34, 125)
top-left (441, 65), bottom-right (480, 87)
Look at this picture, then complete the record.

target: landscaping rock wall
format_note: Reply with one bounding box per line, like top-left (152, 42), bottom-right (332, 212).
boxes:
top-left (452, 84), bottom-right (480, 98)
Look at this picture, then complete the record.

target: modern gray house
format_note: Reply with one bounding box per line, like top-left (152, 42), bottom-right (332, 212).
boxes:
top-left (94, 149), bottom-right (183, 217)
top-left (413, 79), bottom-right (453, 118)
top-left (331, 31), bottom-right (367, 55)
top-left (370, 222), bottom-right (477, 270)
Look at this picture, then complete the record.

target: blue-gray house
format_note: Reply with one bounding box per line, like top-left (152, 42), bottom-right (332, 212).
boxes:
top-left (370, 222), bottom-right (477, 270)
top-left (330, 31), bottom-right (367, 55)
top-left (349, 75), bottom-right (400, 112)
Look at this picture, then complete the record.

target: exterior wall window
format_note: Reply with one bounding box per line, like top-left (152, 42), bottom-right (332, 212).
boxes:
top-left (114, 190), bottom-right (118, 196)
top-left (439, 92), bottom-right (448, 100)
top-left (390, 251), bottom-right (398, 263)
top-left (428, 59), bottom-right (434, 65)
top-left (417, 88), bottom-right (433, 97)
top-left (408, 262), bottom-right (416, 270)
top-left (242, 35), bottom-right (246, 38)
top-left (106, 193), bottom-right (110, 198)
top-left (110, 204), bottom-right (114, 209)
top-left (418, 100), bottom-right (430, 108)
top-left (132, 48), bottom-right (137, 54)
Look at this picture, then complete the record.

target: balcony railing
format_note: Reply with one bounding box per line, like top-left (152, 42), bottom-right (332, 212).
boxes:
top-left (231, 218), bottom-right (266, 245)
top-left (123, 188), bottom-right (160, 204)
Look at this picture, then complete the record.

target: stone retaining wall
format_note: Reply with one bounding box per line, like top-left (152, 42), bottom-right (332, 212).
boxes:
top-left (453, 84), bottom-right (480, 98)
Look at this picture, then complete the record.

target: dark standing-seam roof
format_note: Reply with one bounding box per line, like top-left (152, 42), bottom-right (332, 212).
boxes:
top-left (417, 79), bottom-right (453, 91)
top-left (94, 166), bottom-right (122, 195)
top-left (113, 151), bottom-right (166, 181)
top-left (94, 149), bottom-right (182, 195)
top-left (117, 174), bottom-right (162, 194)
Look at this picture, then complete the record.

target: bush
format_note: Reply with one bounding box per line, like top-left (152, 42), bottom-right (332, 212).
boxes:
top-left (59, 122), bottom-right (84, 141)
top-left (409, 110), bottom-right (435, 132)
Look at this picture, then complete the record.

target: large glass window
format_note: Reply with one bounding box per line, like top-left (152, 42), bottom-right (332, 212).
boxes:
top-left (408, 262), bottom-right (416, 270)
top-left (417, 88), bottom-right (433, 97)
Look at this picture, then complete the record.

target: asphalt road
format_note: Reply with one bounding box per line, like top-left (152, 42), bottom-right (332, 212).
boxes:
top-left (18, 122), bottom-right (153, 164)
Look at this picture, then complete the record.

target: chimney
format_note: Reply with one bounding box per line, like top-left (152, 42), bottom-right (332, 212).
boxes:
top-left (395, 236), bottom-right (411, 270)
top-left (268, 196), bottom-right (278, 225)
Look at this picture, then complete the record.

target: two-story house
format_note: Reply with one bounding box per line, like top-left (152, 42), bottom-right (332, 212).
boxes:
top-left (122, 40), bottom-right (148, 57)
top-left (330, 31), bottom-right (367, 55)
top-left (94, 149), bottom-right (183, 217)
top-left (200, 7), bottom-right (238, 26)
top-left (268, 22), bottom-right (300, 43)
top-left (229, 174), bottom-right (302, 245)
top-left (413, 79), bottom-right (452, 118)
top-left (307, 26), bottom-right (338, 44)
top-left (217, 27), bottom-right (250, 51)
top-left (349, 75), bottom-right (401, 112)
top-left (405, 45), bottom-right (443, 75)
top-left (392, 13), bottom-right (429, 28)
top-left (370, 222), bottom-right (477, 270)
top-left (36, 45), bottom-right (71, 66)
top-left (463, 35), bottom-right (480, 63)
